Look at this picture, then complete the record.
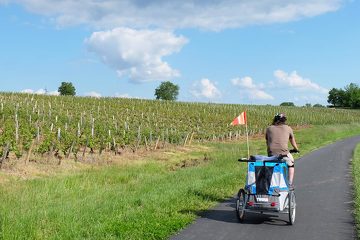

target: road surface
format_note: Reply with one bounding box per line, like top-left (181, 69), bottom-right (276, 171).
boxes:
top-left (171, 135), bottom-right (360, 240)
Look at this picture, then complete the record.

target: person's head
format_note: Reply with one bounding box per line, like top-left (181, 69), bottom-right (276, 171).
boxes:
top-left (273, 113), bottom-right (287, 125)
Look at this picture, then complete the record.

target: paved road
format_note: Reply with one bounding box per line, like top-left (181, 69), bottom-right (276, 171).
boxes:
top-left (171, 136), bottom-right (360, 240)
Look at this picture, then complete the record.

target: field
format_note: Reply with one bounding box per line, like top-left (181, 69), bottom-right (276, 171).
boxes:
top-left (1, 92), bottom-right (360, 165)
top-left (0, 123), bottom-right (360, 239)
top-left (1, 93), bottom-right (360, 239)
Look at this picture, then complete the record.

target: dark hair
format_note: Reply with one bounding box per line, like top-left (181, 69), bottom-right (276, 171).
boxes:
top-left (272, 113), bottom-right (287, 125)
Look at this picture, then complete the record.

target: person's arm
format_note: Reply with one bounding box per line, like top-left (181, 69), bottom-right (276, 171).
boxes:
top-left (290, 135), bottom-right (299, 151)
top-left (265, 128), bottom-right (270, 145)
top-left (289, 127), bottom-right (299, 151)
top-left (265, 131), bottom-right (268, 143)
top-left (265, 128), bottom-right (271, 156)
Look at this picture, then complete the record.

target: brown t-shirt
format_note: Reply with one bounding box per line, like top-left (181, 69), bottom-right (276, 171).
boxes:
top-left (265, 124), bottom-right (294, 156)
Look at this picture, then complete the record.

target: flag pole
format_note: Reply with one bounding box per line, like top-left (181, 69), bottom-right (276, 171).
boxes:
top-left (230, 111), bottom-right (249, 158)
top-left (245, 113), bottom-right (250, 159)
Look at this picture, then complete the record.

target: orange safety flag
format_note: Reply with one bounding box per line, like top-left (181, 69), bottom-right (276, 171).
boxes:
top-left (230, 111), bottom-right (247, 126)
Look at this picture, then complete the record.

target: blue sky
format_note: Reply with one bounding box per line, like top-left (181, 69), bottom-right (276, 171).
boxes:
top-left (0, 0), bottom-right (359, 106)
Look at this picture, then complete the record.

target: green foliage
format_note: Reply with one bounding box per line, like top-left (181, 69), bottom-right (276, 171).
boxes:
top-left (345, 83), bottom-right (360, 108)
top-left (1, 124), bottom-right (360, 239)
top-left (328, 83), bottom-right (360, 109)
top-left (328, 88), bottom-right (345, 107)
top-left (313, 104), bottom-right (325, 108)
top-left (353, 143), bottom-right (360, 238)
top-left (1, 92), bottom-right (360, 159)
top-left (58, 82), bottom-right (76, 96)
top-left (154, 81), bottom-right (179, 101)
top-left (280, 102), bottom-right (295, 106)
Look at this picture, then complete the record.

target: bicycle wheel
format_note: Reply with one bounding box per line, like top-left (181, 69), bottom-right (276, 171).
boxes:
top-left (236, 189), bottom-right (246, 222)
top-left (288, 190), bottom-right (296, 225)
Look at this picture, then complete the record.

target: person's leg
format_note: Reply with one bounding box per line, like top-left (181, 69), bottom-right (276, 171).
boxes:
top-left (288, 167), bottom-right (294, 185)
top-left (285, 153), bottom-right (295, 185)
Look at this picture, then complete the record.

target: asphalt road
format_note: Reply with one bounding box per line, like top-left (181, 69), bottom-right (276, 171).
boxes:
top-left (171, 135), bottom-right (360, 240)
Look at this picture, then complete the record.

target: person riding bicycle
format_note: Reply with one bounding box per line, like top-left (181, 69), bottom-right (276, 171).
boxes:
top-left (265, 113), bottom-right (299, 188)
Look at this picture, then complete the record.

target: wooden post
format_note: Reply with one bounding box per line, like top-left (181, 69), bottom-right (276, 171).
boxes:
top-left (0, 142), bottom-right (10, 168)
top-left (188, 132), bottom-right (194, 146)
top-left (77, 122), bottom-right (81, 137)
top-left (154, 136), bottom-right (160, 150)
top-left (91, 118), bottom-right (95, 137)
top-left (37, 125), bottom-right (40, 142)
top-left (183, 133), bottom-right (189, 146)
top-left (113, 137), bottom-right (117, 155)
top-left (15, 112), bottom-right (19, 143)
top-left (136, 126), bottom-right (141, 150)
top-left (57, 128), bottom-right (61, 141)
top-left (66, 141), bottom-right (75, 159)
top-left (82, 138), bottom-right (89, 162)
top-left (48, 143), bottom-right (54, 163)
top-left (25, 140), bottom-right (35, 165)
top-left (144, 136), bottom-right (148, 151)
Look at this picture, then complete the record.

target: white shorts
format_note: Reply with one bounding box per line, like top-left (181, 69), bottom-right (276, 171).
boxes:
top-left (283, 153), bottom-right (295, 167)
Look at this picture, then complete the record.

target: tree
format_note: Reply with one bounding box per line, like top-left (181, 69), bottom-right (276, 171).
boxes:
top-left (58, 82), bottom-right (76, 96)
top-left (328, 88), bottom-right (345, 107)
top-left (280, 102), bottom-right (295, 107)
top-left (344, 83), bottom-right (360, 108)
top-left (154, 81), bottom-right (179, 101)
top-left (313, 103), bottom-right (325, 108)
top-left (327, 83), bottom-right (360, 109)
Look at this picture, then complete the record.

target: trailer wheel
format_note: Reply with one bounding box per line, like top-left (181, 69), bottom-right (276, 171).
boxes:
top-left (236, 189), bottom-right (246, 222)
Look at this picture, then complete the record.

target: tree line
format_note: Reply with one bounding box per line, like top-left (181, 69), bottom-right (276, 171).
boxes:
top-left (328, 83), bottom-right (360, 109)
top-left (59, 81), bottom-right (360, 109)
top-left (58, 81), bottom-right (179, 101)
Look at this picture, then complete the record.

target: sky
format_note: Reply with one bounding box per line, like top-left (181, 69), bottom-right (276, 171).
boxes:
top-left (0, 0), bottom-right (359, 106)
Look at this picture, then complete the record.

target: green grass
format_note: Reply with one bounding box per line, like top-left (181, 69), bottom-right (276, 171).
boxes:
top-left (352, 143), bottom-right (360, 239)
top-left (1, 123), bottom-right (360, 239)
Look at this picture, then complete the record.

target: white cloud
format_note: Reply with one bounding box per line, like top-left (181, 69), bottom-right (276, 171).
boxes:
top-left (8, 0), bottom-right (343, 31)
top-left (21, 88), bottom-right (59, 95)
top-left (85, 27), bottom-right (188, 83)
top-left (274, 70), bottom-right (328, 94)
top-left (191, 78), bottom-right (222, 99)
top-left (47, 90), bottom-right (60, 96)
top-left (35, 89), bottom-right (46, 94)
top-left (85, 91), bottom-right (101, 98)
top-left (21, 88), bottom-right (45, 94)
top-left (231, 77), bottom-right (274, 100)
top-left (294, 95), bottom-right (325, 102)
top-left (8, 0), bottom-right (344, 89)
top-left (21, 89), bottom-right (35, 94)
top-left (115, 93), bottom-right (131, 98)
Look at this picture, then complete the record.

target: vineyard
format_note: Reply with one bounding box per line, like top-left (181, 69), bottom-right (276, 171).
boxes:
top-left (0, 92), bottom-right (360, 164)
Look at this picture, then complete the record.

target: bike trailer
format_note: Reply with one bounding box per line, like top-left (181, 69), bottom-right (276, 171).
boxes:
top-left (245, 155), bottom-right (289, 211)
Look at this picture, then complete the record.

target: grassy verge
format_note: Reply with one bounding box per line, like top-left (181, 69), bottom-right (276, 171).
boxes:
top-left (353, 143), bottom-right (360, 238)
top-left (1, 124), bottom-right (360, 239)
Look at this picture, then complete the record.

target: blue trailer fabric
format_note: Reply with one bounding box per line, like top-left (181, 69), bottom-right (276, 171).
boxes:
top-left (246, 158), bottom-right (289, 195)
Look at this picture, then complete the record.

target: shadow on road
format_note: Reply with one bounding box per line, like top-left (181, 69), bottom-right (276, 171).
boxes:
top-left (181, 197), bottom-right (291, 226)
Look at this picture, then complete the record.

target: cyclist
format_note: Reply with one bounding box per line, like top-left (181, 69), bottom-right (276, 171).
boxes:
top-left (265, 113), bottom-right (299, 188)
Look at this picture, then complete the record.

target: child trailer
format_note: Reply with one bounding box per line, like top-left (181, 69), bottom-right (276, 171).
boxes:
top-left (236, 152), bottom-right (297, 225)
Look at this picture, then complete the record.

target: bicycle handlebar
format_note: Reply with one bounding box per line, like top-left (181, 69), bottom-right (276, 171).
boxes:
top-left (238, 158), bottom-right (255, 162)
top-left (238, 149), bottom-right (299, 163)
top-left (289, 149), bottom-right (300, 153)
top-left (238, 158), bottom-right (286, 163)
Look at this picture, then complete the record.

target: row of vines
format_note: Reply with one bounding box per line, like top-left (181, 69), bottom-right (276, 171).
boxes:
top-left (0, 92), bottom-right (359, 164)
